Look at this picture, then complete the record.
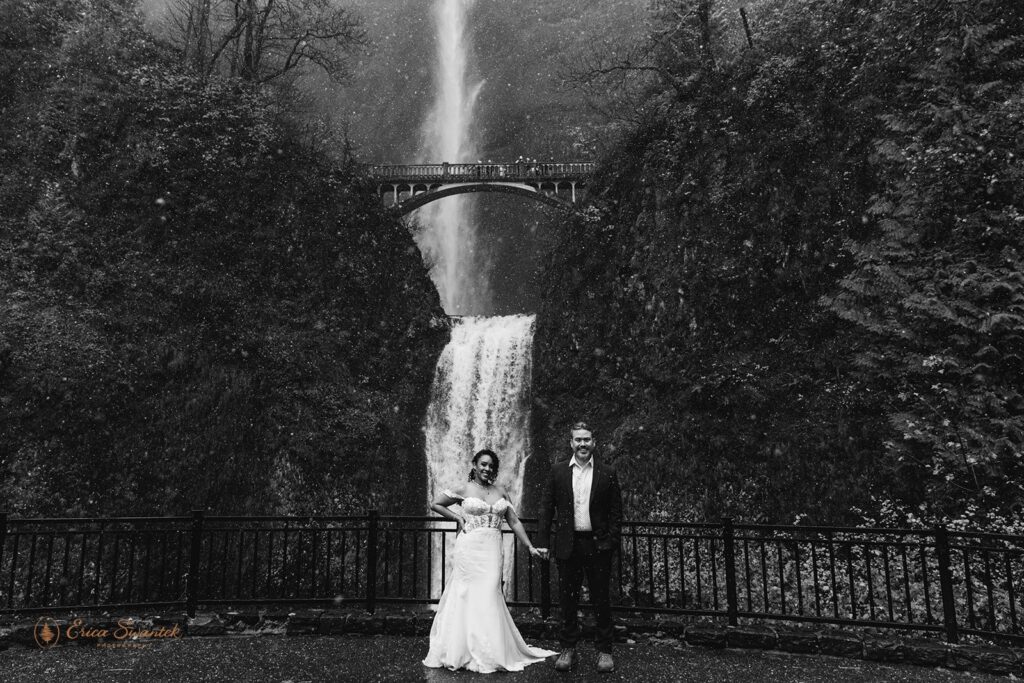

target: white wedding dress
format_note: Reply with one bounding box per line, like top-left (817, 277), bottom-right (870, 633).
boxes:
top-left (422, 492), bottom-right (557, 673)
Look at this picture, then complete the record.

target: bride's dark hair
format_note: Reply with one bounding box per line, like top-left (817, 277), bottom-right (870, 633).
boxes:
top-left (468, 449), bottom-right (500, 482)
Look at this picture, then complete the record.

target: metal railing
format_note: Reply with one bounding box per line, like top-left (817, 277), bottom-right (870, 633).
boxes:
top-left (1, 512), bottom-right (1021, 644)
top-left (367, 162), bottom-right (596, 183)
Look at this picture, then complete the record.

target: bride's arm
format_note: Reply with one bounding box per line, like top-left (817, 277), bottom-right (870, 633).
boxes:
top-left (430, 490), bottom-right (465, 534)
top-left (502, 493), bottom-right (543, 558)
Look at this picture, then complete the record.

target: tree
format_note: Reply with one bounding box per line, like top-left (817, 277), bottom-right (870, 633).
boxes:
top-left (167, 0), bottom-right (367, 83)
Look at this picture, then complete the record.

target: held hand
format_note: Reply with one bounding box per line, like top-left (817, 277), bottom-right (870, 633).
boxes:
top-left (531, 547), bottom-right (550, 561)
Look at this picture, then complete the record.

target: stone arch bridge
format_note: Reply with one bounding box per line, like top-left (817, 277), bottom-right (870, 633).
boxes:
top-left (368, 162), bottom-right (595, 215)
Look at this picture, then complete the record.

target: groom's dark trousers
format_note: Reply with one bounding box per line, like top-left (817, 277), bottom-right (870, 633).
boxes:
top-left (558, 533), bottom-right (614, 651)
top-left (538, 457), bottom-right (622, 654)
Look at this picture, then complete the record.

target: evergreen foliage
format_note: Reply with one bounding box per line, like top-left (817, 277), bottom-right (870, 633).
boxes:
top-left (0, 0), bottom-right (446, 516)
top-left (534, 0), bottom-right (1024, 529)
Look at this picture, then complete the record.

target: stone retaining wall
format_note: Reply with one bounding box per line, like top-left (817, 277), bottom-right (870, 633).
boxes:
top-left (1, 609), bottom-right (1020, 677)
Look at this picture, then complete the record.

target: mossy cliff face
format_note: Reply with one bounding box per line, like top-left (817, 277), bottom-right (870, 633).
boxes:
top-left (530, 0), bottom-right (1024, 528)
top-left (0, 3), bottom-right (448, 516)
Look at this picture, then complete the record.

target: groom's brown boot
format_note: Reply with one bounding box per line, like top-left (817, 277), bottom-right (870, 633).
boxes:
top-left (554, 648), bottom-right (575, 671)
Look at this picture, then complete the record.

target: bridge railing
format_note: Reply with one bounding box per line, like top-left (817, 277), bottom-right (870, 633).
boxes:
top-left (2, 512), bottom-right (1021, 644)
top-left (367, 162), bottom-right (596, 182)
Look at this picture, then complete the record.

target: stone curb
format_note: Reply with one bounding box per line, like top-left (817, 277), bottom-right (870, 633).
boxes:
top-left (1, 610), bottom-right (1021, 677)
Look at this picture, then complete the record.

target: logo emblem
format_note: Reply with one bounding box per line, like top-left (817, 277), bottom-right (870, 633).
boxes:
top-left (34, 617), bottom-right (61, 649)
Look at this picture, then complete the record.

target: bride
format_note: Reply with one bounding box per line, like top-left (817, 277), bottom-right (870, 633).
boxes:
top-left (423, 449), bottom-right (557, 673)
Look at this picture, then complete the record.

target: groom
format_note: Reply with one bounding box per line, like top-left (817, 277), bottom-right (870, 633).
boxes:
top-left (537, 421), bottom-right (622, 674)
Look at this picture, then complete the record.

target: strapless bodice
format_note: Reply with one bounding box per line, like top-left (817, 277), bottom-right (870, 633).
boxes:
top-left (444, 491), bottom-right (511, 532)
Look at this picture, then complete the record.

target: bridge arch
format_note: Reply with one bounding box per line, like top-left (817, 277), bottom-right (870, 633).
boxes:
top-left (391, 182), bottom-right (571, 215)
top-left (369, 162), bottom-right (594, 216)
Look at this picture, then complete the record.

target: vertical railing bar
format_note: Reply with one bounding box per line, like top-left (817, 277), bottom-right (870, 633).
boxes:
top-left (157, 531), bottom-right (167, 602)
top-left (920, 541), bottom-right (933, 624)
top-left (25, 532), bottom-right (38, 606)
top-left (935, 527), bottom-right (959, 643)
top-left (759, 537), bottom-right (769, 613)
top-left (397, 530), bottom-right (404, 598)
top-left (440, 526), bottom-right (446, 591)
top-left (647, 532), bottom-right (656, 607)
top-left (382, 526), bottom-right (390, 598)
top-left (710, 535), bottom-right (720, 611)
top-left (617, 532), bottom-right (625, 598)
top-left (811, 540), bottom-right (821, 618)
top-left (1005, 551), bottom-right (1018, 632)
top-left (631, 526), bottom-right (639, 608)
top-left (60, 531), bottom-right (71, 607)
top-left (742, 536), bottom-right (752, 613)
top-left (110, 530), bottom-right (122, 604)
top-left (541, 540), bottom-right (551, 618)
top-left (141, 529), bottom-right (151, 603)
top-left (185, 510), bottom-right (204, 618)
top-left (343, 528), bottom-right (351, 595)
top-left (251, 527), bottom-right (260, 599)
top-left (828, 532), bottom-right (839, 619)
top-left (410, 529), bottom-right (417, 599)
top-left (202, 526), bottom-right (216, 602)
top-left (678, 537), bottom-right (687, 609)
top-left (776, 540), bottom-right (786, 616)
top-left (219, 528), bottom-right (229, 600)
top-left (883, 542), bottom-right (895, 622)
top-left (984, 549), bottom-right (996, 633)
top-left (312, 525), bottom-right (320, 599)
top-left (662, 536), bottom-right (670, 607)
top-left (366, 511), bottom-right (378, 613)
top-left (325, 528), bottom-right (333, 597)
top-left (126, 529), bottom-right (137, 604)
top-left (74, 531), bottom-right (87, 606)
top-left (722, 518), bottom-right (737, 625)
top-left (7, 531), bottom-right (21, 609)
top-left (42, 532), bottom-right (54, 606)
top-left (963, 545), bottom-right (976, 629)
top-left (235, 528), bottom-right (245, 601)
top-left (513, 530), bottom-right (521, 603)
top-left (865, 542), bottom-right (876, 621)
top-left (95, 524), bottom-right (106, 605)
top-left (846, 539), bottom-right (856, 621)
top-left (900, 542), bottom-right (912, 624)
top-left (267, 526), bottom-right (276, 599)
top-left (794, 539), bottom-right (804, 616)
top-left (282, 521), bottom-right (291, 600)
top-left (175, 529), bottom-right (185, 605)
top-left (694, 533), bottom-right (703, 608)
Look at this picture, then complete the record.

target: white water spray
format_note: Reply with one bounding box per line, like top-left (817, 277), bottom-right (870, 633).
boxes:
top-left (416, 0), bottom-right (489, 315)
top-left (417, 1), bottom-right (534, 598)
top-left (424, 315), bottom-right (535, 594)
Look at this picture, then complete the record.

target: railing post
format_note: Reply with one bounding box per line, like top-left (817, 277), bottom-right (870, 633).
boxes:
top-left (722, 517), bottom-right (739, 626)
top-left (934, 526), bottom-right (959, 643)
top-left (366, 510), bottom-right (378, 614)
top-left (185, 510), bottom-right (204, 618)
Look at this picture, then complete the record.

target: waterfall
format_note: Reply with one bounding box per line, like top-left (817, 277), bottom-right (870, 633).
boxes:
top-left (417, 1), bottom-right (532, 597)
top-left (416, 0), bottom-right (488, 315)
top-left (424, 315), bottom-right (535, 595)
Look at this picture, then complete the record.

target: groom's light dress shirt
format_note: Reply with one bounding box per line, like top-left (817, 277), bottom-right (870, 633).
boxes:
top-left (570, 457), bottom-right (593, 531)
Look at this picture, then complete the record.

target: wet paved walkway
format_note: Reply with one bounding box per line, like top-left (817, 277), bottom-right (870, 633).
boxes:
top-left (0, 634), bottom-right (1005, 682)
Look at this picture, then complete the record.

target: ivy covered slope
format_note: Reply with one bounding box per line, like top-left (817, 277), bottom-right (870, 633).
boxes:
top-left (533, 0), bottom-right (1024, 528)
top-left (0, 1), bottom-right (447, 516)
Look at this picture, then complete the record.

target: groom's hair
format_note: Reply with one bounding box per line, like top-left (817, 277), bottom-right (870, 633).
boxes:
top-left (571, 421), bottom-right (592, 433)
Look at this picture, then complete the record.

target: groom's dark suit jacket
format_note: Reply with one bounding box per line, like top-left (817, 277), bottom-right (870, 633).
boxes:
top-left (537, 456), bottom-right (622, 561)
